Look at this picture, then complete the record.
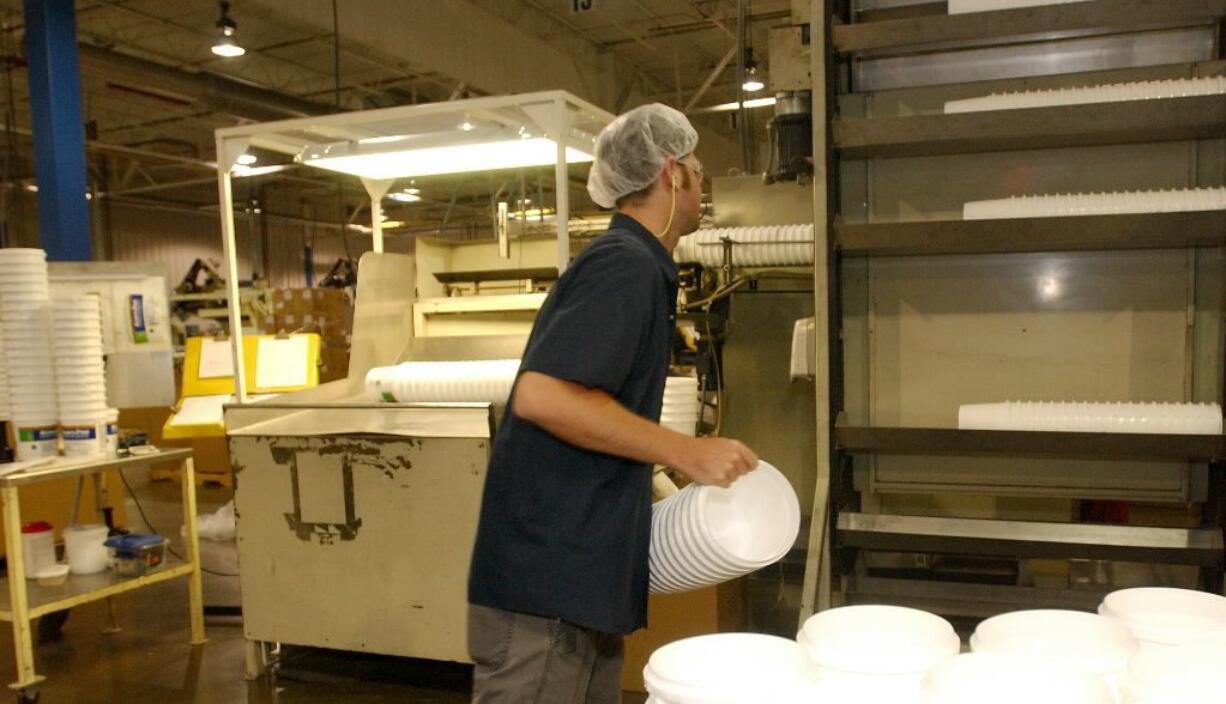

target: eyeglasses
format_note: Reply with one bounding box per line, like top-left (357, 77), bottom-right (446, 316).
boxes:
top-left (678, 156), bottom-right (704, 181)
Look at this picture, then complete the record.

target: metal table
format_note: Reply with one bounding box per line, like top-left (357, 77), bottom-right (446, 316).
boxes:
top-left (0, 448), bottom-right (206, 697)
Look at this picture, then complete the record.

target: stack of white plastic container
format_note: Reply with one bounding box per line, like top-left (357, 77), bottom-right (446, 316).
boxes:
top-left (963, 187), bottom-right (1226, 220)
top-left (948, 0), bottom-right (1088, 15)
top-left (958, 401), bottom-right (1223, 434)
top-left (673, 224), bottom-right (813, 268)
top-left (642, 588), bottom-right (1226, 703)
top-left (946, 75), bottom-right (1226, 113)
top-left (365, 359), bottom-right (520, 404)
top-left (0, 327), bottom-right (10, 424)
top-left (648, 460), bottom-right (799, 594)
top-left (0, 249), bottom-right (58, 459)
top-left (660, 377), bottom-right (700, 436)
top-left (52, 294), bottom-right (108, 457)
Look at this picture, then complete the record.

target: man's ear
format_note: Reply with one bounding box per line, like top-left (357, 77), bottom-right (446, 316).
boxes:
top-left (660, 157), bottom-right (678, 190)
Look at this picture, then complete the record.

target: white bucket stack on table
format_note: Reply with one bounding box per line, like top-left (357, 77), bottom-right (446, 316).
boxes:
top-left (365, 359), bottom-right (520, 404)
top-left (958, 401), bottom-right (1223, 434)
top-left (963, 187), bottom-right (1226, 220)
top-left (920, 653), bottom-right (1112, 704)
top-left (643, 633), bottom-right (820, 704)
top-left (648, 460), bottom-right (799, 594)
top-left (945, 75), bottom-right (1226, 113)
top-left (970, 609), bottom-right (1137, 699)
top-left (660, 376), bottom-right (700, 437)
top-left (0, 248), bottom-right (57, 459)
top-left (52, 294), bottom-right (109, 458)
top-left (798, 605), bottom-right (960, 701)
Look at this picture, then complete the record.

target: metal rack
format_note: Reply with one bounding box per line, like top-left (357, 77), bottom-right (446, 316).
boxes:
top-left (800, 0), bottom-right (1226, 623)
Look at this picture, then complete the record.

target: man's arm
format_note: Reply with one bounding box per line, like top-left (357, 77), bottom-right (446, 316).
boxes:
top-left (513, 371), bottom-right (757, 488)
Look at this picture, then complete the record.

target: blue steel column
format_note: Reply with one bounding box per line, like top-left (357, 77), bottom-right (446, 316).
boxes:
top-left (23, 0), bottom-right (91, 261)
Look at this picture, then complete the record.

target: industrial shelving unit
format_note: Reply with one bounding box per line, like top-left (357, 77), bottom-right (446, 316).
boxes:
top-left (801, 0), bottom-right (1226, 622)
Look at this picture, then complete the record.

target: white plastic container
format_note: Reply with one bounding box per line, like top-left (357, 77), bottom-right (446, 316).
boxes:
top-left (644, 633), bottom-right (820, 704)
top-left (648, 460), bottom-right (800, 594)
top-left (60, 419), bottom-right (105, 458)
top-left (1099, 587), bottom-right (1226, 653)
top-left (14, 421), bottom-right (57, 460)
top-left (798, 605), bottom-right (960, 702)
top-left (105, 408), bottom-right (119, 456)
top-left (20, 522), bottom-right (56, 579)
top-left (63, 524), bottom-right (110, 575)
top-left (969, 609), bottom-right (1137, 698)
top-left (1121, 644), bottom-right (1226, 703)
top-left (920, 653), bottom-right (1112, 704)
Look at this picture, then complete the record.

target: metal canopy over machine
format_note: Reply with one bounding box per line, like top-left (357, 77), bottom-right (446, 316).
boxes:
top-left (211, 90), bottom-right (613, 401)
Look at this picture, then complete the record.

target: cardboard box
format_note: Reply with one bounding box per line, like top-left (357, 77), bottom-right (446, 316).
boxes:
top-left (620, 579), bottom-right (746, 693)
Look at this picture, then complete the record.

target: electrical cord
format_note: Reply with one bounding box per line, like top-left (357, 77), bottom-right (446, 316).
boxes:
top-left (116, 468), bottom-right (240, 578)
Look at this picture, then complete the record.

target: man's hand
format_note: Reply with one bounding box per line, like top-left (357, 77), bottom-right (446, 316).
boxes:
top-left (673, 437), bottom-right (758, 488)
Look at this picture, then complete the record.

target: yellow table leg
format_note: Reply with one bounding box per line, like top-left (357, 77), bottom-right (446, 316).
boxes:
top-left (2, 487), bottom-right (44, 690)
top-left (181, 458), bottom-right (208, 645)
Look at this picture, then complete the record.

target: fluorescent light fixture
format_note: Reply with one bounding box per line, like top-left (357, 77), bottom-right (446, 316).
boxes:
top-left (297, 128), bottom-right (595, 179)
top-left (387, 191), bottom-right (422, 203)
top-left (236, 153), bottom-right (257, 166)
top-left (509, 208), bottom-right (555, 220)
top-left (231, 164), bottom-right (293, 178)
top-left (694, 97), bottom-right (777, 114)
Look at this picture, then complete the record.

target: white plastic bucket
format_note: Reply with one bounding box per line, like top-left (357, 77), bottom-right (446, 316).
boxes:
top-left (970, 609), bottom-right (1137, 698)
top-left (105, 408), bottom-right (119, 456)
top-left (798, 605), bottom-right (960, 701)
top-left (648, 460), bottom-right (799, 594)
top-left (63, 524), bottom-right (110, 575)
top-left (1099, 587), bottom-right (1226, 653)
top-left (644, 633), bottom-right (820, 704)
top-left (920, 653), bottom-right (1113, 704)
top-left (20, 522), bottom-right (56, 579)
top-left (60, 420), bottom-right (105, 458)
top-left (15, 422), bottom-right (57, 460)
top-left (1121, 644), bottom-right (1226, 703)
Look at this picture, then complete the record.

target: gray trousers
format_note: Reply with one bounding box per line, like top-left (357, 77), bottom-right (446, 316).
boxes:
top-left (469, 604), bottom-right (624, 704)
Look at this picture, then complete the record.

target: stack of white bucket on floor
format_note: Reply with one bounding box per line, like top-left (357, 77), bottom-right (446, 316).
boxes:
top-left (660, 376), bottom-right (700, 437)
top-left (0, 249), bottom-right (58, 459)
top-left (52, 294), bottom-right (109, 458)
top-left (642, 587), bottom-right (1226, 703)
top-left (647, 460), bottom-right (799, 595)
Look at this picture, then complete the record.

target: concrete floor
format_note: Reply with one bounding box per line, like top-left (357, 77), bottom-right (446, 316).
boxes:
top-left (0, 470), bottom-right (650, 702)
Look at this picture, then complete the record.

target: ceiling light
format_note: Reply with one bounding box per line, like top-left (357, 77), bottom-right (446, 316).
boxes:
top-left (509, 207), bottom-right (555, 220)
top-left (742, 47), bottom-right (765, 93)
top-left (742, 66), bottom-right (765, 93)
top-left (458, 118), bottom-right (476, 132)
top-left (236, 153), bottom-right (257, 166)
top-left (694, 97), bottom-right (778, 114)
top-left (387, 191), bottom-right (421, 203)
top-left (297, 127), bottom-right (595, 179)
top-left (211, 2), bottom-right (246, 58)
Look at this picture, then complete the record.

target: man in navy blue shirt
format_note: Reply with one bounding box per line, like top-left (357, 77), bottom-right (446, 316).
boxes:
top-left (468, 104), bottom-right (759, 703)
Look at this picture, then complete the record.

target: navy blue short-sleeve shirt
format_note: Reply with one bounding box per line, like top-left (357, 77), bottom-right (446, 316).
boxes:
top-left (468, 212), bottom-right (679, 635)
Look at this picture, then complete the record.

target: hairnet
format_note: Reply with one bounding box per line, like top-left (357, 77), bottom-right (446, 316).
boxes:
top-left (586, 103), bottom-right (699, 208)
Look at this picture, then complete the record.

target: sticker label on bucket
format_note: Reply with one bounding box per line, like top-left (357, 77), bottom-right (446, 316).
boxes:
top-left (61, 425), bottom-right (99, 441)
top-left (18, 426), bottom-right (57, 442)
top-left (129, 294), bottom-right (148, 343)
